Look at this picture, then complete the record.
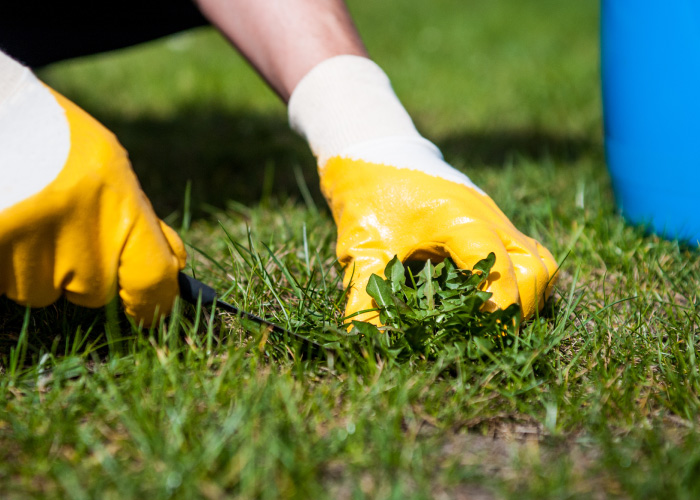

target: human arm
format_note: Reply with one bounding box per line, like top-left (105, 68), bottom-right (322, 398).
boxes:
top-left (194, 0), bottom-right (368, 102)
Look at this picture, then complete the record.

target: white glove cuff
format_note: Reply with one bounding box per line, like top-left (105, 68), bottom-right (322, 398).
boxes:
top-left (288, 55), bottom-right (423, 166)
top-left (0, 51), bottom-right (69, 212)
top-left (0, 51), bottom-right (30, 104)
top-left (288, 55), bottom-right (480, 191)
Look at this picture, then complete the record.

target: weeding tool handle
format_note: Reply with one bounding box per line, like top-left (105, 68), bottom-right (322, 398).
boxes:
top-left (177, 272), bottom-right (325, 350)
top-left (177, 271), bottom-right (221, 307)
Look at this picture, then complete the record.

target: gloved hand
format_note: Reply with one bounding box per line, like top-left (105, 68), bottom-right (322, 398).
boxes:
top-left (289, 56), bottom-right (557, 325)
top-left (0, 52), bottom-right (186, 324)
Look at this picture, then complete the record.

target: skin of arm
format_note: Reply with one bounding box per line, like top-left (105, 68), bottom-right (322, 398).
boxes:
top-left (194, 0), bottom-right (369, 102)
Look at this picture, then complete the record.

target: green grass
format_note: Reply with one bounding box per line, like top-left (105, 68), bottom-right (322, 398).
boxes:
top-left (2, 0), bottom-right (700, 498)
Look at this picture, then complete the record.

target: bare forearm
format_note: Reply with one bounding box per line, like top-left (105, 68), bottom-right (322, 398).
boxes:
top-left (195, 0), bottom-right (368, 102)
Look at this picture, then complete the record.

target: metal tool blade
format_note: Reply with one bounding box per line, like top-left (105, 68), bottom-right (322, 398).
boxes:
top-left (177, 272), bottom-right (323, 349)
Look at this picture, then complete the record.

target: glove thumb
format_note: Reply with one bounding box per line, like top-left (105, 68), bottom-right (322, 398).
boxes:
top-left (118, 215), bottom-right (186, 326)
top-left (342, 251), bottom-right (395, 327)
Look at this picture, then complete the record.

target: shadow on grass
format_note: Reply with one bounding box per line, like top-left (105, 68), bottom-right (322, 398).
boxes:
top-left (0, 296), bottom-right (114, 366)
top-left (98, 105), bottom-right (319, 219)
top-left (0, 296), bottom-right (210, 368)
top-left (437, 128), bottom-right (598, 168)
top-left (96, 106), bottom-right (596, 220)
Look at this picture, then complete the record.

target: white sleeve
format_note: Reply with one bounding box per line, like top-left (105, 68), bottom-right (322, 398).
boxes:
top-left (287, 55), bottom-right (479, 191)
top-left (288, 55), bottom-right (422, 165)
top-left (0, 51), bottom-right (70, 211)
top-left (0, 51), bottom-right (28, 103)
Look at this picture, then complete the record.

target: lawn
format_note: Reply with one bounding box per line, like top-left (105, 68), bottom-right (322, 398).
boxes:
top-left (2, 0), bottom-right (700, 498)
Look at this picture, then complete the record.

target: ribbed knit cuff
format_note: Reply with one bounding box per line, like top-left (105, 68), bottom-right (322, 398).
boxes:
top-left (0, 51), bottom-right (30, 105)
top-left (0, 50), bottom-right (70, 211)
top-left (288, 55), bottom-right (423, 166)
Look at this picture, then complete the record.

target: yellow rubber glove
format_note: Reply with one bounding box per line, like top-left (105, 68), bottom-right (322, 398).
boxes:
top-left (0, 53), bottom-right (186, 324)
top-left (289, 56), bottom-right (557, 325)
top-left (322, 147), bottom-right (558, 324)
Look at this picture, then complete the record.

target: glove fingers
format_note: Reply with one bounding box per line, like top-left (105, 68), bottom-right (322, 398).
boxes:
top-left (0, 203), bottom-right (115, 309)
top-left (158, 220), bottom-right (188, 269)
top-left (342, 255), bottom-right (388, 326)
top-left (508, 251), bottom-right (552, 317)
top-left (536, 241), bottom-right (559, 286)
top-left (0, 242), bottom-right (63, 308)
top-left (118, 215), bottom-right (184, 325)
top-left (496, 231), bottom-right (558, 317)
top-left (412, 226), bottom-right (522, 314)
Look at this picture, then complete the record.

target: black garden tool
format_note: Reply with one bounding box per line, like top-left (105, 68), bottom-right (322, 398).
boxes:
top-left (177, 272), bottom-right (324, 350)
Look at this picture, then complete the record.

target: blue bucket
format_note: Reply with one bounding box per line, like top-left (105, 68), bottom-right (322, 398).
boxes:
top-left (601, 0), bottom-right (700, 245)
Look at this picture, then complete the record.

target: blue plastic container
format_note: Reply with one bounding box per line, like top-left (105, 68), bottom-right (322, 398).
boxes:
top-left (601, 0), bottom-right (700, 245)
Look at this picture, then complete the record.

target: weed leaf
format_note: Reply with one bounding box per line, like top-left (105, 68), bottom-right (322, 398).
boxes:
top-left (354, 254), bottom-right (520, 360)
